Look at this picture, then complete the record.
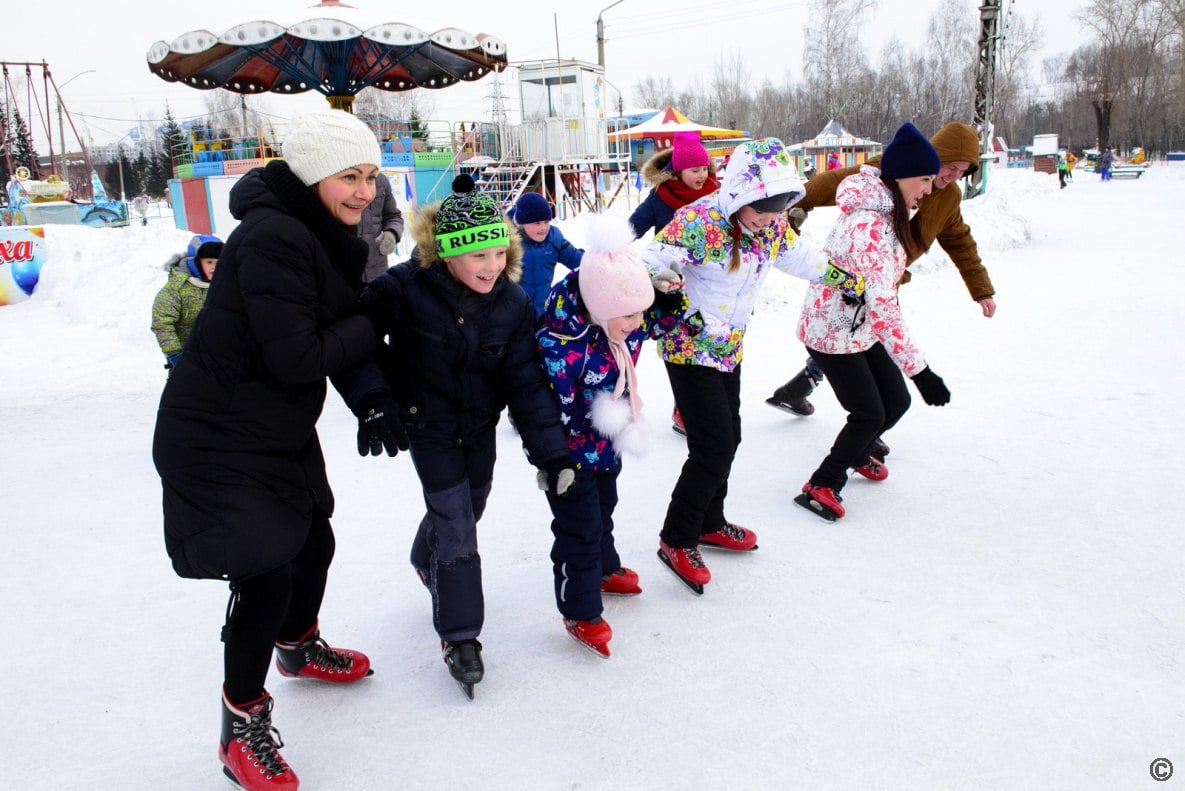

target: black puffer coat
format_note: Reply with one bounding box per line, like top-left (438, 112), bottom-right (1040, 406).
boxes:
top-left (153, 161), bottom-right (378, 580)
top-left (354, 204), bottom-right (568, 466)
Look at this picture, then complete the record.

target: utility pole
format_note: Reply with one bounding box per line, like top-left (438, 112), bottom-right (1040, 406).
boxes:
top-left (968, 0), bottom-right (1005, 198)
top-left (596, 0), bottom-right (625, 68)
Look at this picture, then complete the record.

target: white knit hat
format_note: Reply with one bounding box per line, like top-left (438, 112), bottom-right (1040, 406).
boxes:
top-left (282, 110), bottom-right (383, 186)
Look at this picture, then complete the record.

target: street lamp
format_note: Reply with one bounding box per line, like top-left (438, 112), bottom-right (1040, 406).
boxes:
top-left (56, 69), bottom-right (96, 187)
top-left (596, 0), bottom-right (625, 68)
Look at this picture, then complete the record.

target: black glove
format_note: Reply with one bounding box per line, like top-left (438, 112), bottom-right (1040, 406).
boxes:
top-left (651, 287), bottom-right (686, 314)
top-left (354, 394), bottom-right (410, 456)
top-left (536, 457), bottom-right (576, 497)
top-left (911, 367), bottom-right (951, 406)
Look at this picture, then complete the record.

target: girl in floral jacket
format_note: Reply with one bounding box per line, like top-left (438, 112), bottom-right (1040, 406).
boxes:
top-left (795, 122), bottom-right (952, 522)
top-left (641, 137), bottom-right (849, 593)
top-left (536, 215), bottom-right (684, 656)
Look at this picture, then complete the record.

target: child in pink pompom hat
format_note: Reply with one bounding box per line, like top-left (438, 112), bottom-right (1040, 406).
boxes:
top-left (535, 214), bottom-right (688, 657)
top-left (630, 131), bottom-right (718, 239)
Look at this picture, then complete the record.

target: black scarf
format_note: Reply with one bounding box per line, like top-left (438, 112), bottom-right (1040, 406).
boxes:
top-left (260, 160), bottom-right (370, 285)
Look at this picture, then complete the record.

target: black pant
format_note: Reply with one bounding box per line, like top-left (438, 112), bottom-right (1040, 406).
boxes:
top-left (407, 429), bottom-right (496, 641)
top-left (661, 361), bottom-right (741, 548)
top-left (546, 467), bottom-right (621, 620)
top-left (222, 512), bottom-right (335, 704)
top-left (807, 344), bottom-right (910, 490)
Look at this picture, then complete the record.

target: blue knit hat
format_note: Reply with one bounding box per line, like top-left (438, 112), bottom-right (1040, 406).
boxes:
top-left (513, 191), bottom-right (553, 225)
top-left (880, 122), bottom-right (941, 180)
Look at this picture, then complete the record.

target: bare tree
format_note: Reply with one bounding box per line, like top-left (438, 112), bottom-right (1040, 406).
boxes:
top-left (353, 88), bottom-right (437, 122)
top-left (803, 0), bottom-right (877, 123)
top-left (632, 75), bottom-right (677, 110)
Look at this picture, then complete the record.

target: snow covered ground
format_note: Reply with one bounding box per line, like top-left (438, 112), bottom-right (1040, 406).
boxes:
top-left (2, 164), bottom-right (1183, 790)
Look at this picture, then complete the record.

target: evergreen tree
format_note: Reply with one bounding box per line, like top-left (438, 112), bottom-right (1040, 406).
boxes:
top-left (0, 106), bottom-right (10, 188)
top-left (158, 103), bottom-right (186, 178)
top-left (145, 144), bottom-right (169, 198)
top-left (12, 110), bottom-right (42, 178)
top-left (134, 150), bottom-right (151, 197)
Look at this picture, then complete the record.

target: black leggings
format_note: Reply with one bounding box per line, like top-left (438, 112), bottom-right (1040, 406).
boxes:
top-left (222, 513), bottom-right (335, 704)
top-left (807, 344), bottom-right (911, 490)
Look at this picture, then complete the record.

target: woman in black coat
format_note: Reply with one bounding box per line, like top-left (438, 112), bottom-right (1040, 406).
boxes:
top-left (152, 110), bottom-right (401, 791)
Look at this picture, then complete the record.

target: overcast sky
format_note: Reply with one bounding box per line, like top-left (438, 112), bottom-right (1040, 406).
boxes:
top-left (11, 0), bottom-right (1090, 147)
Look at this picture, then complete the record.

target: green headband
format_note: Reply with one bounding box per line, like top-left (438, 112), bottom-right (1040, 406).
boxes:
top-left (435, 222), bottom-right (510, 257)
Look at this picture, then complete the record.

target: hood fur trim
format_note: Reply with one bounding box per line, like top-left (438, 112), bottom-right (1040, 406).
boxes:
top-left (640, 149), bottom-right (675, 188)
top-left (410, 202), bottom-right (523, 282)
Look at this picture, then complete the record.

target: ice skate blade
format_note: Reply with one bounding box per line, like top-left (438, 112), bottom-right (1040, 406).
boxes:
top-left (457, 680), bottom-right (475, 700)
top-left (794, 493), bottom-right (839, 522)
top-left (697, 541), bottom-right (759, 552)
top-left (600, 588), bottom-right (642, 597)
top-left (765, 396), bottom-right (814, 416)
top-left (671, 423), bottom-right (687, 436)
top-left (567, 630), bottom-right (611, 658)
top-left (656, 549), bottom-right (705, 595)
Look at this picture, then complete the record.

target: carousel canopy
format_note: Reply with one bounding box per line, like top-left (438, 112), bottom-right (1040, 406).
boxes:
top-left (146, 1), bottom-right (508, 110)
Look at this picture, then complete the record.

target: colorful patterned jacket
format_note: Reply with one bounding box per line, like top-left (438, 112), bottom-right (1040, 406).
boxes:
top-left (797, 165), bottom-right (927, 376)
top-left (150, 255), bottom-right (209, 356)
top-left (537, 271), bottom-right (684, 471)
top-left (640, 137), bottom-right (832, 372)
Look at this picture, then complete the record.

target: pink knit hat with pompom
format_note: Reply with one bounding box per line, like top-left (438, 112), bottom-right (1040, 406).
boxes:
top-left (670, 132), bottom-right (710, 172)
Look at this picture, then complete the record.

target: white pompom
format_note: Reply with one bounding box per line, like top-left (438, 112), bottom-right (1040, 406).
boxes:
top-left (590, 390), bottom-right (632, 439)
top-left (612, 414), bottom-right (651, 458)
top-left (584, 213), bottom-right (639, 256)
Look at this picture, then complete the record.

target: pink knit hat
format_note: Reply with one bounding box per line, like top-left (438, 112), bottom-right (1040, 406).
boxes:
top-left (670, 132), bottom-right (710, 172)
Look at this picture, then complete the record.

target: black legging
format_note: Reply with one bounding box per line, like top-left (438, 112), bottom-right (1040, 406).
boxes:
top-left (807, 343), bottom-right (911, 490)
top-left (661, 361), bottom-right (742, 548)
top-left (222, 513), bottom-right (335, 704)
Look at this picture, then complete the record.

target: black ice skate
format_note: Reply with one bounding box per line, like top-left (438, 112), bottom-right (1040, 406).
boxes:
top-left (765, 367), bottom-right (822, 416)
top-left (442, 639), bottom-right (483, 701)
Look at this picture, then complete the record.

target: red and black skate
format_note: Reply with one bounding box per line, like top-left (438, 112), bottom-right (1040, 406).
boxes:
top-left (671, 407), bottom-right (687, 436)
top-left (657, 540), bottom-right (711, 594)
top-left (274, 623), bottom-right (372, 683)
top-left (794, 483), bottom-right (845, 522)
top-left (601, 566), bottom-right (642, 596)
top-left (564, 616), bottom-right (612, 658)
top-left (219, 690), bottom-right (299, 791)
top-left (698, 522), bottom-right (758, 551)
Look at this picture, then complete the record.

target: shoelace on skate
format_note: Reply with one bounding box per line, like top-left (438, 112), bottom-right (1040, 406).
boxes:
top-left (682, 548), bottom-right (706, 568)
top-left (719, 523), bottom-right (746, 541)
top-left (305, 636), bottom-right (354, 673)
top-left (234, 700), bottom-right (291, 779)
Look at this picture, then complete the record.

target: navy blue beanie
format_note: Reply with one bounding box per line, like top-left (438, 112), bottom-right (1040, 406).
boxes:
top-left (880, 122), bottom-right (941, 180)
top-left (513, 191), bottom-right (553, 225)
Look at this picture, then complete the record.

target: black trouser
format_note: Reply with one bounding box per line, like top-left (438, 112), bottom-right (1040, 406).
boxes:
top-left (807, 344), bottom-right (910, 490)
top-left (661, 361), bottom-right (742, 548)
top-left (408, 429), bottom-right (496, 642)
top-left (546, 467), bottom-right (621, 620)
top-left (222, 512), bottom-right (335, 704)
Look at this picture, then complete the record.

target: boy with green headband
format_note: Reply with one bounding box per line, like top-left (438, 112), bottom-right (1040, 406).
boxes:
top-left (352, 179), bottom-right (573, 698)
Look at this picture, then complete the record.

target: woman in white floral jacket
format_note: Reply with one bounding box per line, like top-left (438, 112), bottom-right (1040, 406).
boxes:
top-left (795, 123), bottom-right (953, 522)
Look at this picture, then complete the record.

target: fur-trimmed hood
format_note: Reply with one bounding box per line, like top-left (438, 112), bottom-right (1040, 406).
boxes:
top-left (640, 148), bottom-right (675, 188)
top-left (409, 201), bottom-right (523, 282)
top-left (163, 252), bottom-right (209, 288)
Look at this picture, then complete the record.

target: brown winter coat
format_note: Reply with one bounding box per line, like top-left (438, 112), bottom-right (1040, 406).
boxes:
top-left (796, 122), bottom-right (994, 302)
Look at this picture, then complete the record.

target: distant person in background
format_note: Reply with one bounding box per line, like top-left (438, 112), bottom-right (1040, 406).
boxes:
top-left (767, 121), bottom-right (996, 417)
top-left (153, 109), bottom-right (394, 791)
top-left (509, 190), bottom-right (584, 317)
top-left (360, 171), bottom-right (404, 281)
top-left (1066, 151), bottom-right (1076, 181)
top-left (150, 234), bottom-right (221, 373)
top-left (1058, 153), bottom-right (1070, 189)
top-left (1099, 147), bottom-right (1114, 181)
top-left (826, 151), bottom-right (841, 170)
top-left (629, 131), bottom-right (719, 239)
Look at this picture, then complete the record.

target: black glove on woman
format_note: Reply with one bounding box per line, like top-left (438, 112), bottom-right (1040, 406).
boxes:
top-left (911, 367), bottom-right (951, 406)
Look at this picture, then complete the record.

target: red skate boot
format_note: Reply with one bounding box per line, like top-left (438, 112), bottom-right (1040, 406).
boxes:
top-left (564, 616), bottom-right (613, 658)
top-left (274, 622), bottom-right (373, 683)
top-left (601, 566), bottom-right (642, 596)
top-left (698, 522), bottom-right (758, 551)
top-left (657, 540), bottom-right (711, 594)
top-left (853, 456), bottom-right (888, 481)
top-left (794, 483), bottom-right (845, 521)
top-left (671, 407), bottom-right (687, 436)
top-left (219, 689), bottom-right (299, 790)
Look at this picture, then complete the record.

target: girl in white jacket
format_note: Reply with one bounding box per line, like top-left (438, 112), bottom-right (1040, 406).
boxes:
top-left (795, 122), bottom-right (952, 522)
